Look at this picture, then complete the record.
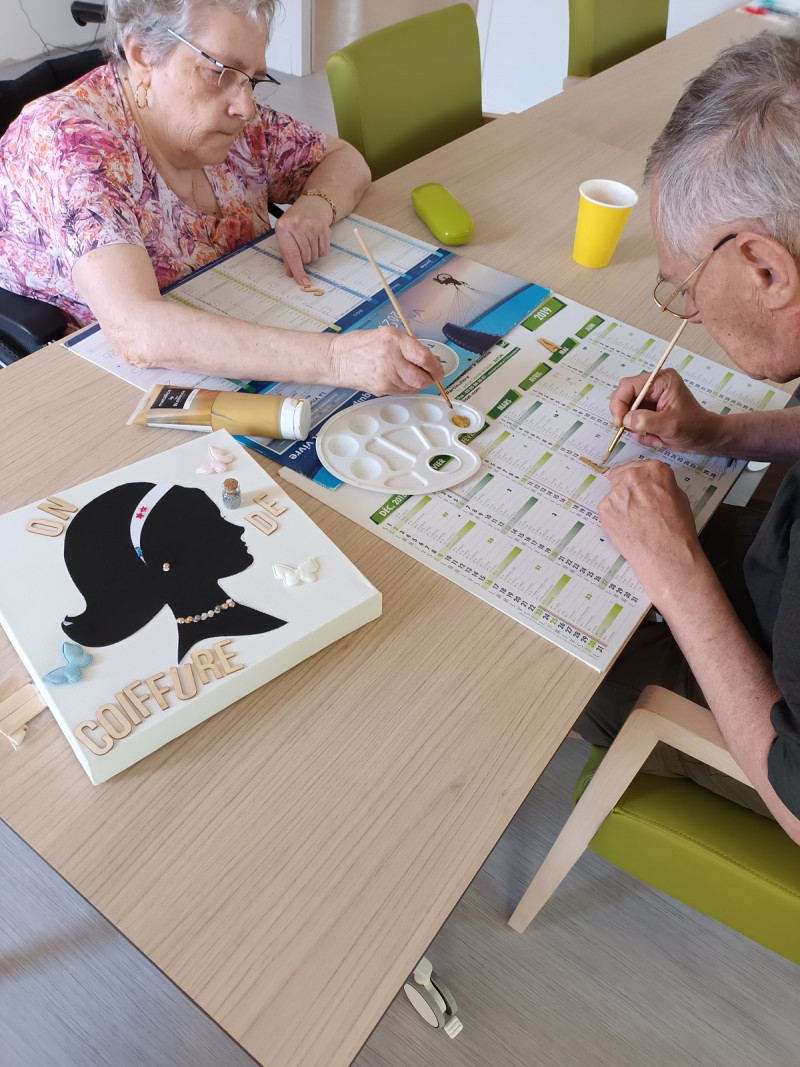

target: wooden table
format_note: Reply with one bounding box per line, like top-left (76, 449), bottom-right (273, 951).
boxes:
top-left (0, 8), bottom-right (771, 1065)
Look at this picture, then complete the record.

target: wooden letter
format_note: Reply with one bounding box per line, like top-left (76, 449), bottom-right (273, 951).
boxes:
top-left (115, 690), bottom-right (142, 725)
top-left (245, 512), bottom-right (278, 536)
top-left (75, 721), bottom-right (114, 755)
top-left (144, 672), bottom-right (171, 711)
top-left (213, 639), bottom-right (245, 676)
top-left (170, 663), bottom-right (198, 700)
top-left (26, 519), bottom-right (64, 537)
top-left (123, 681), bottom-right (153, 719)
top-left (190, 648), bottom-right (224, 684)
top-left (96, 703), bottom-right (133, 739)
top-left (37, 496), bottom-right (79, 520)
top-left (254, 493), bottom-right (288, 517)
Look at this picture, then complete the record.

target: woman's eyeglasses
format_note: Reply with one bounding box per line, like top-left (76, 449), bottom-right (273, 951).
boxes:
top-left (167, 28), bottom-right (281, 100)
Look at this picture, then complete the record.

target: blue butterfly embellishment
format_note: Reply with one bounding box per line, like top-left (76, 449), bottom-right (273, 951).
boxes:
top-left (43, 643), bottom-right (93, 685)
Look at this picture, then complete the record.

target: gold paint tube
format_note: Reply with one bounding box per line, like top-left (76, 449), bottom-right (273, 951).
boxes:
top-left (130, 386), bottom-right (312, 441)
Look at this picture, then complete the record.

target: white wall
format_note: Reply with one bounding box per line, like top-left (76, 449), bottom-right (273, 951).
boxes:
top-left (477, 0), bottom-right (567, 115)
top-left (266, 0), bottom-right (312, 76)
top-left (477, 0), bottom-right (744, 116)
top-left (1, 0), bottom-right (311, 75)
top-left (2, 0), bottom-right (99, 67)
top-left (2, 0), bottom-right (742, 92)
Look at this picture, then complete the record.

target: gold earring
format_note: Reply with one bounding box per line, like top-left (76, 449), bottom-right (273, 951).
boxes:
top-left (134, 82), bottom-right (149, 109)
top-left (162, 562), bottom-right (171, 572)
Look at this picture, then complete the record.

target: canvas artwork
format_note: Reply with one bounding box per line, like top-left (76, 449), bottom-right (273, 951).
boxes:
top-left (0, 431), bottom-right (381, 783)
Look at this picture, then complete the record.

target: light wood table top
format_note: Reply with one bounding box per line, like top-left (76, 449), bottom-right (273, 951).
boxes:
top-left (0, 9), bottom-right (774, 1065)
top-left (528, 7), bottom-right (760, 158)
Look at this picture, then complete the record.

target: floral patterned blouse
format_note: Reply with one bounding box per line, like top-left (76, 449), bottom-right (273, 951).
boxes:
top-left (0, 63), bottom-right (327, 326)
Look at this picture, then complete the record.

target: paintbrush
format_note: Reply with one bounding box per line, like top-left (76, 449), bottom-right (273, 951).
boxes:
top-left (602, 317), bottom-right (689, 458)
top-left (353, 226), bottom-right (453, 409)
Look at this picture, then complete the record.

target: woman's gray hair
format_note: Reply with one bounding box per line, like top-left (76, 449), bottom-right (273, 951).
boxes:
top-left (646, 32), bottom-right (800, 260)
top-left (105, 0), bottom-right (279, 65)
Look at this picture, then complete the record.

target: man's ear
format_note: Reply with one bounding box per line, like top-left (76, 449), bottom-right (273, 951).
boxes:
top-left (736, 231), bottom-right (800, 309)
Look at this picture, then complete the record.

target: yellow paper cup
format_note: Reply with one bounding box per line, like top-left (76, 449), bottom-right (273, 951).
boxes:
top-left (573, 179), bottom-right (638, 268)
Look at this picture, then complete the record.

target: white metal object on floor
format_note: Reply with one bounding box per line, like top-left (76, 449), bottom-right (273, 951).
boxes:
top-left (402, 956), bottom-right (463, 1038)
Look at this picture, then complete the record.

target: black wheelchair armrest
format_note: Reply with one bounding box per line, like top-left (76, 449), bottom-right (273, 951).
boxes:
top-left (70, 2), bottom-right (106, 26)
top-left (0, 287), bottom-right (68, 357)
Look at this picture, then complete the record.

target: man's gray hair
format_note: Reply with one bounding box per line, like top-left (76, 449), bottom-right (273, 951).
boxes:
top-left (646, 32), bottom-right (800, 260)
top-left (105, 0), bottom-right (279, 65)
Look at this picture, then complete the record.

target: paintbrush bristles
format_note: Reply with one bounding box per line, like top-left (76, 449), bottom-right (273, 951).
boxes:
top-left (353, 227), bottom-right (453, 409)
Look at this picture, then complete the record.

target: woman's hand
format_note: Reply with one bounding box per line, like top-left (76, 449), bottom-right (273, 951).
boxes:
top-left (328, 327), bottom-right (444, 395)
top-left (609, 368), bottom-right (722, 453)
top-left (274, 196), bottom-right (334, 285)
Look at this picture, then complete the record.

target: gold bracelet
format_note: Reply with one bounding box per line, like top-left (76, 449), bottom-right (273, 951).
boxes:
top-left (301, 189), bottom-right (337, 224)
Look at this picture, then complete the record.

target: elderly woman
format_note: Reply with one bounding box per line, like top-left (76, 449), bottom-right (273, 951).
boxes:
top-left (0, 0), bottom-right (441, 396)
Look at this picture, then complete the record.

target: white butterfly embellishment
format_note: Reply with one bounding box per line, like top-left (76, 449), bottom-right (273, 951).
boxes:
top-left (272, 557), bottom-right (319, 587)
top-left (196, 444), bottom-right (234, 475)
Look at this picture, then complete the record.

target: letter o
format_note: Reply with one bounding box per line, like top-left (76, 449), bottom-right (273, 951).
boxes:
top-left (26, 519), bottom-right (64, 537)
top-left (96, 703), bottom-right (133, 739)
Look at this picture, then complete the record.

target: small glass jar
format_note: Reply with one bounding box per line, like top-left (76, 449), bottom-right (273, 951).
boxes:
top-left (221, 478), bottom-right (241, 510)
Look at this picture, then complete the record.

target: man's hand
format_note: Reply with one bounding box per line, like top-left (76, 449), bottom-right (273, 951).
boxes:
top-left (598, 459), bottom-right (704, 607)
top-left (610, 368), bottom-right (721, 453)
top-left (273, 196), bottom-right (334, 285)
top-left (328, 327), bottom-right (444, 395)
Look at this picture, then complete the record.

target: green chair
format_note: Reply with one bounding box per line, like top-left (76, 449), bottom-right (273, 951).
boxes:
top-left (568, 0), bottom-right (669, 79)
top-left (509, 686), bottom-right (800, 964)
top-left (325, 4), bottom-right (484, 181)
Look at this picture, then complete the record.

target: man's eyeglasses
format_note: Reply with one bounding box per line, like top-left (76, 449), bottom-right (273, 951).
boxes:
top-left (652, 232), bottom-right (738, 318)
top-left (167, 28), bottom-right (280, 99)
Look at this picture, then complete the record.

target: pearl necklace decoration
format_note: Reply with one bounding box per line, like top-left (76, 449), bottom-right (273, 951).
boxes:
top-left (177, 599), bottom-right (236, 625)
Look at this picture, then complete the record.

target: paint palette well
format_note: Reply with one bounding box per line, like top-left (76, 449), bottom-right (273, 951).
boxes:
top-left (316, 396), bottom-right (484, 493)
top-left (420, 338), bottom-right (460, 376)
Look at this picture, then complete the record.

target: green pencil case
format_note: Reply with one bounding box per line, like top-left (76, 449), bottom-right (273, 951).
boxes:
top-left (411, 183), bottom-right (474, 245)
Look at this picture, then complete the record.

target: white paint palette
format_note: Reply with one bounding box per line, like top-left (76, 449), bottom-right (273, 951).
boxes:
top-left (316, 396), bottom-right (484, 493)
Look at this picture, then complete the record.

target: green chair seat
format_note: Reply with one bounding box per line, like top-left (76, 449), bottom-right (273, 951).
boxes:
top-left (326, 4), bottom-right (484, 181)
top-left (577, 745), bottom-right (800, 963)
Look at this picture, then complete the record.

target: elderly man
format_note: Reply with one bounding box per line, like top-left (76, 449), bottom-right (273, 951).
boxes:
top-left (574, 32), bottom-right (800, 843)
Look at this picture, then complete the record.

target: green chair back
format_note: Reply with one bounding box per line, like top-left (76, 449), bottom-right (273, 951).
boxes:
top-left (576, 746), bottom-right (800, 963)
top-left (568, 0), bottom-right (669, 79)
top-left (326, 3), bottom-right (483, 181)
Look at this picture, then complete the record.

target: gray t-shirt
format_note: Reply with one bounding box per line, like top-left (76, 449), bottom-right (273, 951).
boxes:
top-left (744, 461), bottom-right (800, 817)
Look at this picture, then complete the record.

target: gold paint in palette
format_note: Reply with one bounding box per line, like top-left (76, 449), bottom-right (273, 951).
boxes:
top-left (74, 638), bottom-right (245, 755)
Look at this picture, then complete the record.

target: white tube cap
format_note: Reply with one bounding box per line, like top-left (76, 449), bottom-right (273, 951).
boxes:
top-left (279, 397), bottom-right (312, 440)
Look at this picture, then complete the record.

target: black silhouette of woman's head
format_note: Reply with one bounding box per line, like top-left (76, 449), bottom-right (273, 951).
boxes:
top-left (62, 482), bottom-right (283, 657)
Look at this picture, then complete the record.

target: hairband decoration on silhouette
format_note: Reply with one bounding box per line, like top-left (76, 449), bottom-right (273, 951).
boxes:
top-left (129, 484), bottom-right (173, 567)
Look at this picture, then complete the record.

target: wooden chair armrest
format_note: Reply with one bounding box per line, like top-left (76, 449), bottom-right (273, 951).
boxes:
top-left (509, 686), bottom-right (749, 932)
top-left (633, 685), bottom-right (750, 786)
